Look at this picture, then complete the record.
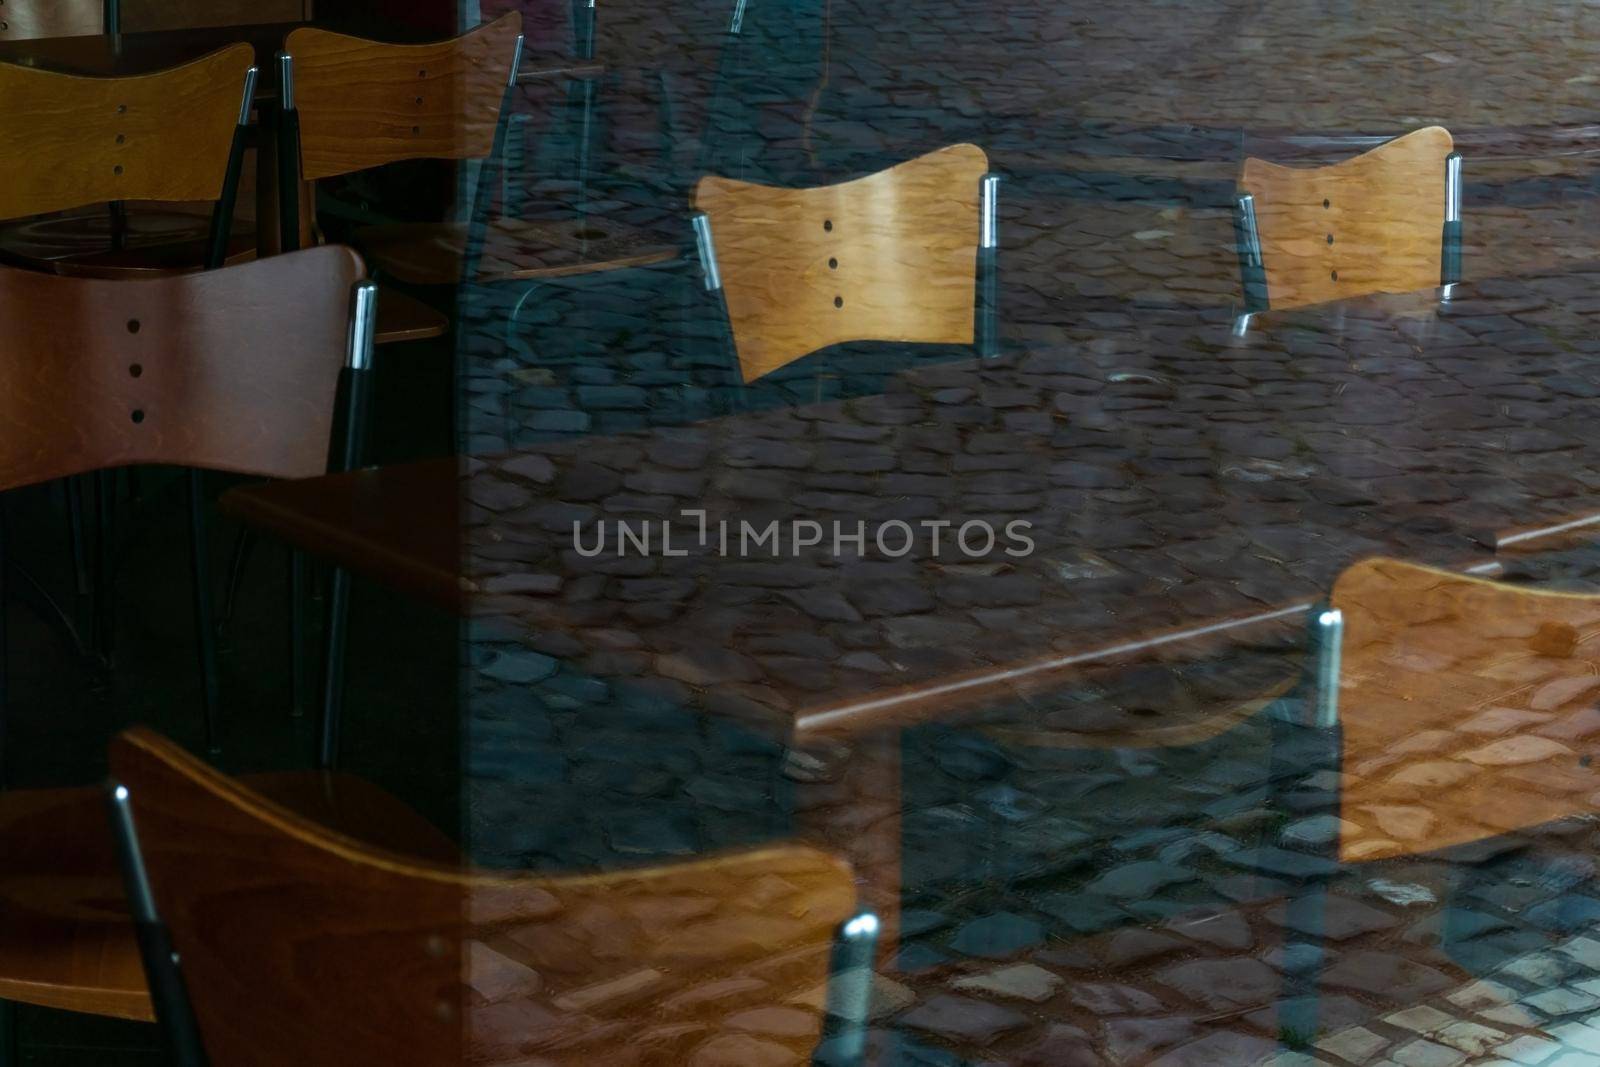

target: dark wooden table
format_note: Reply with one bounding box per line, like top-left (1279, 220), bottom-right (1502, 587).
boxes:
top-left (222, 266), bottom-right (1600, 937)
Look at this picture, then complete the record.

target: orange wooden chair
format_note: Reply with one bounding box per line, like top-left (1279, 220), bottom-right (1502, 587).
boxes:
top-left (0, 43), bottom-right (258, 278)
top-left (691, 143), bottom-right (1000, 388)
top-left (275, 13), bottom-right (678, 349)
top-left (1271, 557), bottom-right (1600, 1037)
top-left (0, 736), bottom-right (462, 1062)
top-left (1234, 127), bottom-right (1462, 314)
top-left (104, 727), bottom-right (879, 1065)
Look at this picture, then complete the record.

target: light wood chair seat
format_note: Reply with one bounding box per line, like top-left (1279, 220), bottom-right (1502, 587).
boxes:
top-left (0, 771), bottom-right (458, 1022)
top-left (355, 215), bottom-right (678, 286)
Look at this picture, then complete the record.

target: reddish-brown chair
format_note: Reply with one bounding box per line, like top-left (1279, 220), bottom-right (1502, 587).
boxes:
top-left (0, 735), bottom-right (462, 1060)
top-left (105, 727), bottom-right (879, 1066)
top-left (0, 245), bottom-right (376, 761)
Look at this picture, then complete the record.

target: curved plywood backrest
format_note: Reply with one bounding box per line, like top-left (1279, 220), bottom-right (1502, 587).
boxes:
top-left (284, 13), bottom-right (522, 181)
top-left (1329, 557), bottom-right (1600, 862)
top-left (0, 0), bottom-right (104, 40)
top-left (109, 727), bottom-right (857, 1066)
top-left (0, 245), bottom-right (364, 490)
top-left (0, 44), bottom-right (255, 219)
top-left (694, 143), bottom-right (989, 381)
top-left (1240, 126), bottom-right (1453, 311)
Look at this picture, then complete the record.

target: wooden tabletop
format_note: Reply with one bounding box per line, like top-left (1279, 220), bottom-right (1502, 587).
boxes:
top-left (222, 268), bottom-right (1600, 742)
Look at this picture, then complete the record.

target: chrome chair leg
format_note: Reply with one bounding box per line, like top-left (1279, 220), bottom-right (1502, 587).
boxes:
top-left (1269, 608), bottom-right (1345, 1050)
top-left (814, 911), bottom-right (879, 1067)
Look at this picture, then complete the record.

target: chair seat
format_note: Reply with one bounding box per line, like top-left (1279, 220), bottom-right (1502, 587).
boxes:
top-left (0, 206), bottom-right (256, 279)
top-left (356, 215), bottom-right (679, 286)
top-left (375, 286), bottom-right (449, 345)
top-left (0, 773), bottom-right (458, 1021)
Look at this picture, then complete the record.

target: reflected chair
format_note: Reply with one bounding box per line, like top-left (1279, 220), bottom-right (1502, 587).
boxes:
top-left (105, 726), bottom-right (879, 1066)
top-left (690, 142), bottom-right (1000, 397)
top-left (0, 737), bottom-right (462, 1063)
top-left (0, 246), bottom-right (375, 760)
top-left (1272, 557), bottom-right (1600, 1040)
top-left (1233, 126), bottom-right (1462, 315)
top-left (0, 44), bottom-right (258, 277)
top-left (213, 19), bottom-right (531, 657)
top-left (277, 13), bottom-right (677, 348)
top-left (274, 14), bottom-right (519, 347)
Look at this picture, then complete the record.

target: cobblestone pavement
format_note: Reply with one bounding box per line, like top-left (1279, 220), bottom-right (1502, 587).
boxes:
top-left (437, 1), bottom-right (1600, 1063)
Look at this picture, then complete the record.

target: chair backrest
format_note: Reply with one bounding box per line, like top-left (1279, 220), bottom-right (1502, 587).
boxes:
top-left (108, 727), bottom-right (866, 1066)
top-left (0, 0), bottom-right (107, 40)
top-left (1237, 126), bottom-right (1457, 312)
top-left (0, 245), bottom-right (367, 491)
top-left (0, 44), bottom-right (256, 221)
top-left (1323, 557), bottom-right (1600, 862)
top-left (692, 142), bottom-right (993, 382)
top-left (281, 13), bottom-right (523, 182)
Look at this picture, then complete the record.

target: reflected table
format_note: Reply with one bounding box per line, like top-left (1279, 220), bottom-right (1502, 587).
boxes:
top-left (223, 266), bottom-right (1600, 946)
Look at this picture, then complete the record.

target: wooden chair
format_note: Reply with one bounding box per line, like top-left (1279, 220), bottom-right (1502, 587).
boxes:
top-left (0, 246), bottom-right (375, 760)
top-left (104, 726), bottom-right (879, 1066)
top-left (1234, 126), bottom-right (1462, 314)
top-left (276, 13), bottom-right (676, 348)
top-left (0, 43), bottom-right (259, 277)
top-left (0, 743), bottom-right (462, 1062)
top-left (1271, 557), bottom-right (1600, 1038)
top-left (691, 142), bottom-right (1000, 385)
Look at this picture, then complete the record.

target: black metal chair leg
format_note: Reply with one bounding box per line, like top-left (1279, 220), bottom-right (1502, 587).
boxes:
top-left (318, 567), bottom-right (351, 770)
top-left (186, 471), bottom-right (222, 756)
top-left (220, 527), bottom-right (259, 633)
top-left (92, 470), bottom-right (117, 659)
top-left (289, 550), bottom-right (306, 719)
top-left (67, 476), bottom-right (90, 597)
